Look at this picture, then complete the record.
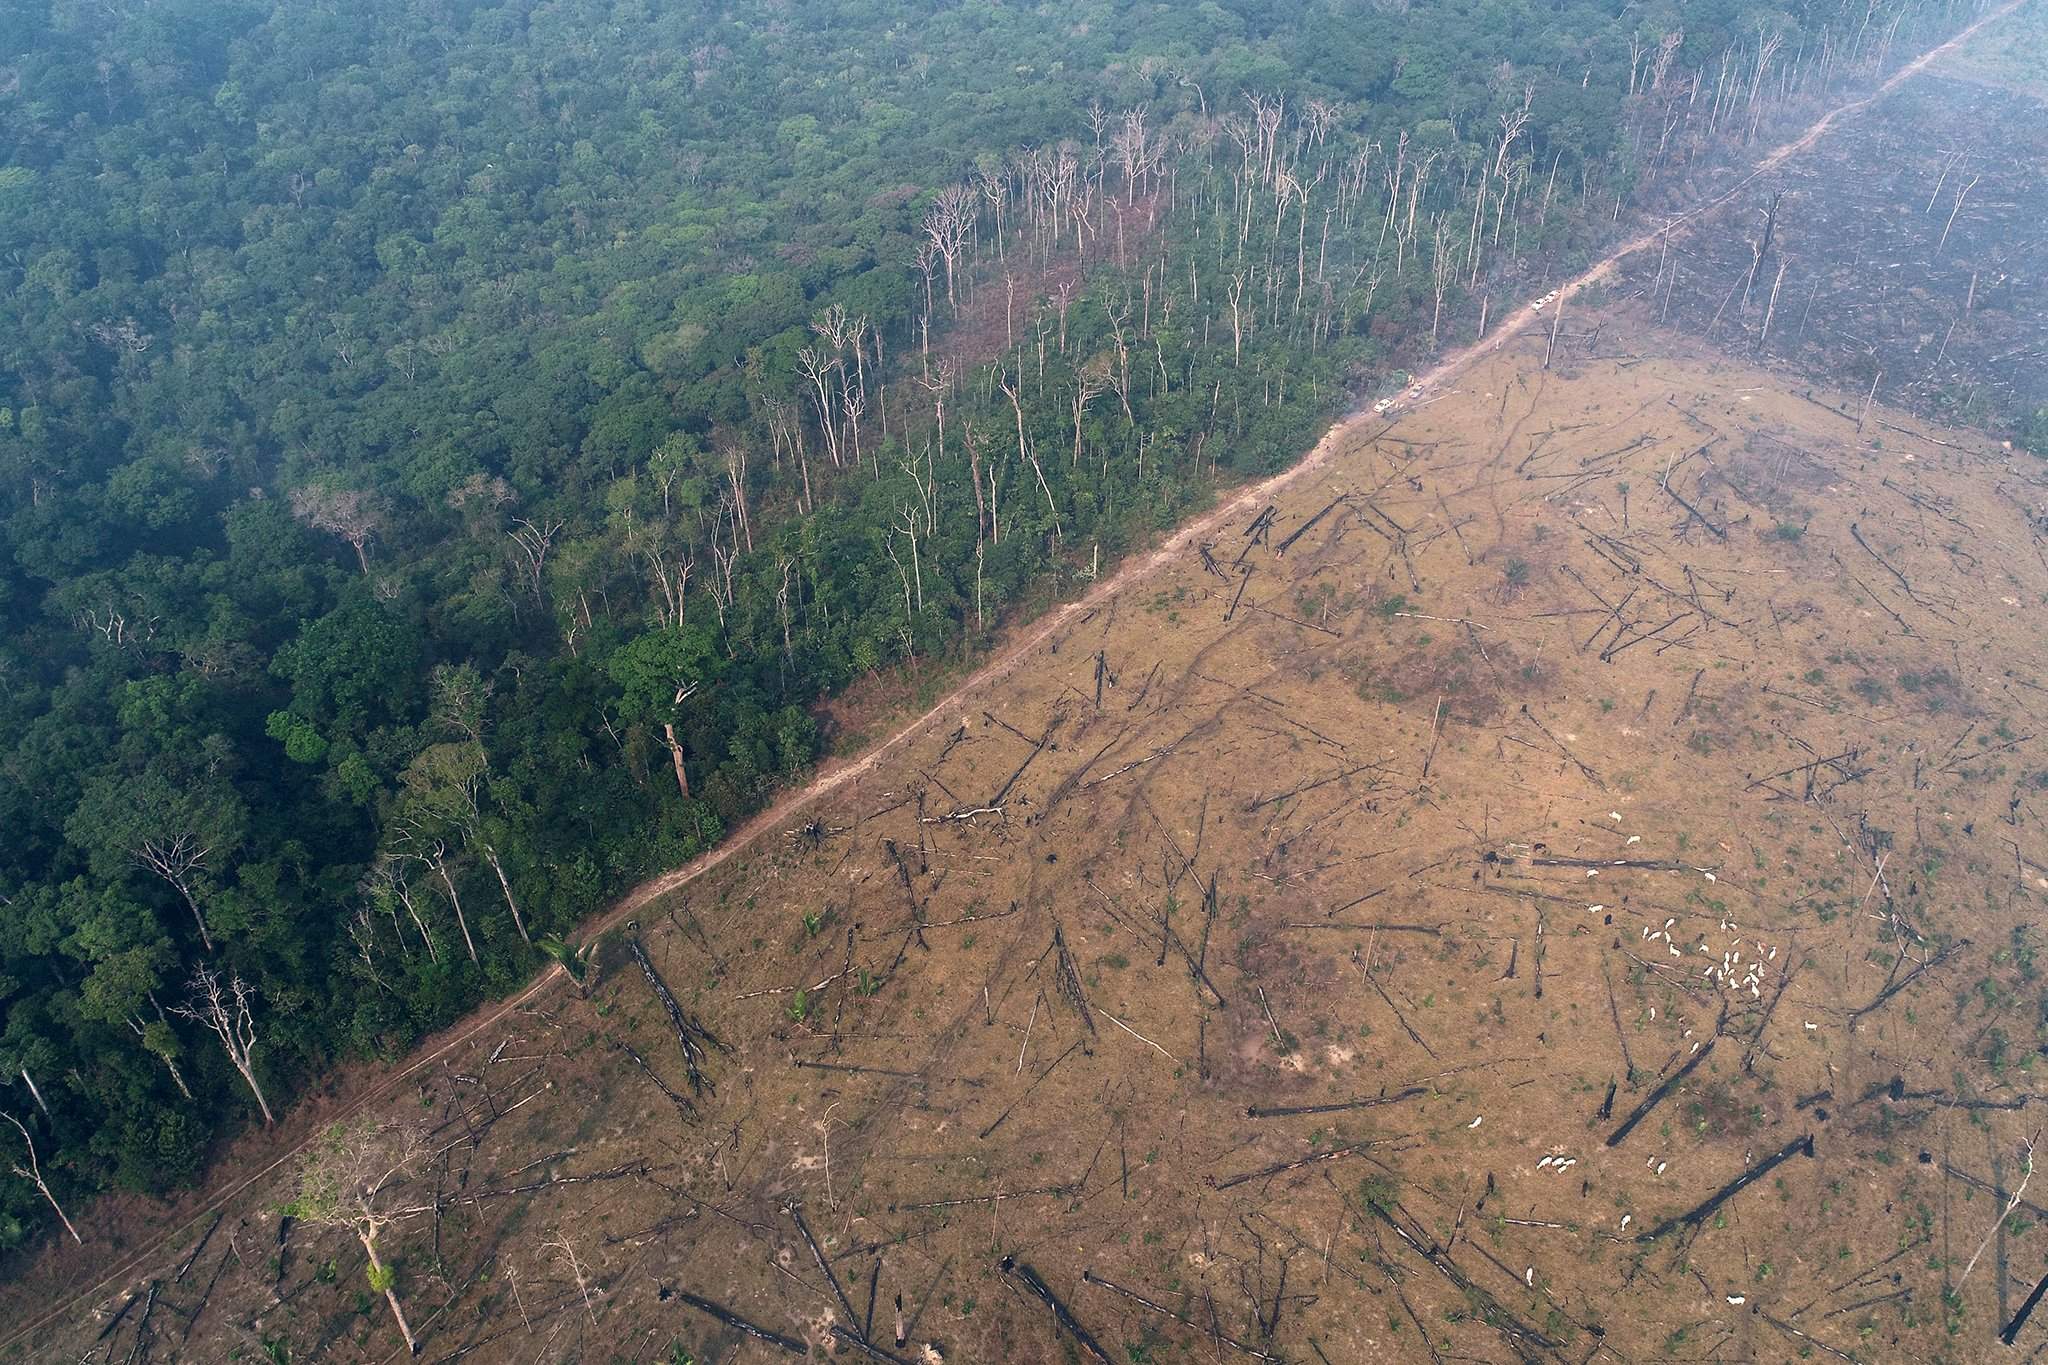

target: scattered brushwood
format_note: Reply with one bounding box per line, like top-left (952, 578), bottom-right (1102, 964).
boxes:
top-left (673, 1286), bottom-right (808, 1354)
top-left (1001, 1257), bottom-right (1114, 1364)
top-left (614, 1039), bottom-right (697, 1120)
top-left (890, 1182), bottom-right (1078, 1214)
top-left (1213, 1140), bottom-right (1403, 1190)
top-left (1362, 1199), bottom-right (1561, 1355)
top-left (1246, 1087), bottom-right (1427, 1119)
top-left (1742, 966), bottom-right (1795, 1072)
top-left (626, 923), bottom-right (727, 1092)
top-left (978, 1040), bottom-right (1086, 1140)
top-left (985, 710), bottom-right (1059, 809)
top-left (124, 1280), bottom-right (159, 1365)
top-left (1274, 494), bottom-right (1354, 557)
top-left (1515, 704), bottom-right (1603, 787)
top-left (1081, 1271), bottom-right (1286, 1362)
top-left (1636, 1134), bottom-right (1816, 1241)
top-left (1607, 1040), bottom-right (1715, 1147)
top-left (1848, 939), bottom-right (1968, 1025)
top-left (1051, 924), bottom-right (1097, 1037)
top-left (1744, 748), bottom-right (1869, 800)
top-left (181, 1240), bottom-right (238, 1345)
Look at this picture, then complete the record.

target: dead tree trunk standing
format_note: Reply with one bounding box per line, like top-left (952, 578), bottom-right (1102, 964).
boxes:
top-left (3, 1113), bottom-right (80, 1244)
top-left (1757, 257), bottom-right (1789, 351)
top-left (1742, 190), bottom-right (1782, 306)
top-left (173, 966), bottom-right (277, 1126)
top-left (424, 842), bottom-right (479, 962)
top-left (480, 845), bottom-right (530, 944)
top-left (18, 1069), bottom-right (49, 1119)
top-left (1935, 173), bottom-right (1979, 257)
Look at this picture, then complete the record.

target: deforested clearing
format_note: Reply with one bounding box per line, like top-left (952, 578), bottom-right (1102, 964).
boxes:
top-left (22, 311), bottom-right (2048, 1361)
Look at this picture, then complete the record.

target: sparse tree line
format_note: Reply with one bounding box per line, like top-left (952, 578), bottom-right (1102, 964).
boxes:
top-left (0, 0), bottom-right (1985, 1248)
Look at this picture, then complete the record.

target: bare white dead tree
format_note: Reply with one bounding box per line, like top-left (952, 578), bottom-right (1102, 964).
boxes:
top-left (921, 183), bottom-right (978, 311)
top-left (289, 485), bottom-right (384, 574)
top-left (172, 966), bottom-right (276, 1126)
top-left (3, 1113), bottom-right (80, 1245)
top-left (506, 517), bottom-right (562, 607)
top-left (542, 1228), bottom-right (601, 1325)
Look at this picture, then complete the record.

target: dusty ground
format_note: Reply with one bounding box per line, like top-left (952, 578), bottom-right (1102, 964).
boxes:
top-left (1614, 52), bottom-right (2048, 435)
top-left (19, 10), bottom-right (2048, 1365)
top-left (29, 315), bottom-right (2048, 1365)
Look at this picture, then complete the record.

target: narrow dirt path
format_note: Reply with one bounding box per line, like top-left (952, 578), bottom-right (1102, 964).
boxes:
top-left (0, 2), bottom-right (2023, 1346)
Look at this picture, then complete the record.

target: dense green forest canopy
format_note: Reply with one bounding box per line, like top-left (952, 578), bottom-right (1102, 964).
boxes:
top-left (0, 0), bottom-right (1974, 1245)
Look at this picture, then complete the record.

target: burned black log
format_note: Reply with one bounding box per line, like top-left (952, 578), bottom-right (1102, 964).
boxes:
top-left (1636, 1133), bottom-right (1815, 1242)
top-left (1274, 495), bottom-right (1352, 557)
top-left (170, 1210), bottom-right (225, 1284)
top-left (1606, 1040), bottom-right (1715, 1146)
top-left (1001, 1257), bottom-right (1114, 1364)
top-left (789, 1201), bottom-right (863, 1341)
top-left (1246, 1087), bottom-right (1427, 1119)
top-left (95, 1289), bottom-right (140, 1343)
top-left (2003, 1271), bottom-right (2048, 1346)
top-left (830, 1325), bottom-right (914, 1363)
top-left (616, 1040), bottom-right (697, 1120)
top-left (1225, 565), bottom-right (1254, 621)
top-left (627, 924), bottom-right (728, 1093)
top-left (674, 1286), bottom-right (809, 1354)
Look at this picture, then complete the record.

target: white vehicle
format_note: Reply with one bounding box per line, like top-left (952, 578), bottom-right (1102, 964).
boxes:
top-left (1373, 397), bottom-right (1393, 413)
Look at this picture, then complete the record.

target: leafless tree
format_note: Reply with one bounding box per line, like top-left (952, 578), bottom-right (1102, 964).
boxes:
top-left (290, 485), bottom-right (384, 574)
top-left (542, 1228), bottom-right (601, 1325)
top-left (922, 183), bottom-right (978, 311)
top-left (288, 1119), bottom-right (429, 1355)
top-left (137, 827), bottom-right (219, 951)
top-left (2, 1113), bottom-right (79, 1245)
top-left (1429, 217), bottom-right (1457, 345)
top-left (401, 742), bottom-right (530, 944)
top-left (1069, 365), bottom-right (1107, 468)
top-left (1959, 1130), bottom-right (2038, 1287)
top-left (1936, 172), bottom-right (1980, 257)
top-left (644, 547), bottom-right (692, 632)
top-left (364, 855), bottom-right (438, 964)
top-left (506, 517), bottom-right (562, 607)
top-left (795, 346), bottom-right (845, 469)
top-left (172, 966), bottom-right (276, 1126)
top-left (389, 820), bottom-right (478, 962)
